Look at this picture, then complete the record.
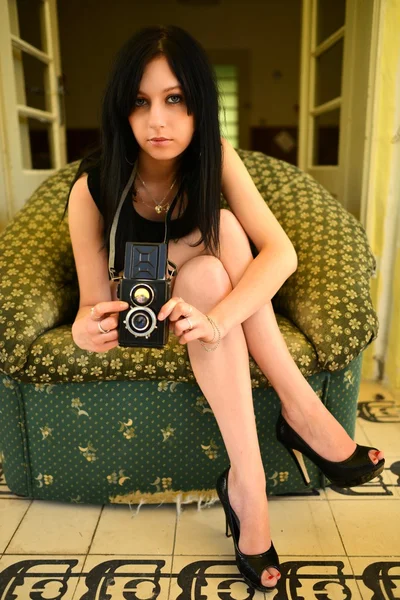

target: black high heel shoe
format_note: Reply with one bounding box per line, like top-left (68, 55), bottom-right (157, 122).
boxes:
top-left (216, 465), bottom-right (280, 593)
top-left (276, 412), bottom-right (385, 487)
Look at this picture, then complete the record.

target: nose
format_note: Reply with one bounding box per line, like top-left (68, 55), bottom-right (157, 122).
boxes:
top-left (148, 100), bottom-right (167, 129)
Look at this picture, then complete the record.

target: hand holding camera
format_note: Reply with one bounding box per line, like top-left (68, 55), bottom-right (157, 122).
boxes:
top-left (71, 301), bottom-right (129, 353)
top-left (159, 296), bottom-right (217, 346)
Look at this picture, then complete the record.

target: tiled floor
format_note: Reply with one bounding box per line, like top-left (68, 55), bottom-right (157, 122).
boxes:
top-left (1, 382), bottom-right (399, 599)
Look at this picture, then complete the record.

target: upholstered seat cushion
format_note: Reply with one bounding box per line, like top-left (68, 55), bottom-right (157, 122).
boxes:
top-left (14, 314), bottom-right (319, 385)
top-left (0, 150), bottom-right (378, 385)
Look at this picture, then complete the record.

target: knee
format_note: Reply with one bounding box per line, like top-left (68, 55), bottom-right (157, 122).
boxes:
top-left (174, 255), bottom-right (232, 304)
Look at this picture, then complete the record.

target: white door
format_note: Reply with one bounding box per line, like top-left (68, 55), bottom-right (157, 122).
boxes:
top-left (0, 0), bottom-right (66, 229)
top-left (298, 0), bottom-right (376, 217)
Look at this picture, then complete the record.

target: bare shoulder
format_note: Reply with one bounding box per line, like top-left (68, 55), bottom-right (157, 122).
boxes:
top-left (69, 172), bottom-right (93, 205)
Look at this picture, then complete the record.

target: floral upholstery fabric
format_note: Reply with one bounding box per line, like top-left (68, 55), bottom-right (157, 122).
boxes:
top-left (0, 150), bottom-right (377, 384)
top-left (0, 150), bottom-right (378, 504)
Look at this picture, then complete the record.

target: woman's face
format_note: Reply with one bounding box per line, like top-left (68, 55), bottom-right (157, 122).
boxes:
top-left (128, 55), bottom-right (195, 160)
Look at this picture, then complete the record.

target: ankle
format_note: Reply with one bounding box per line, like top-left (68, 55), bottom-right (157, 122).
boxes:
top-left (229, 465), bottom-right (266, 490)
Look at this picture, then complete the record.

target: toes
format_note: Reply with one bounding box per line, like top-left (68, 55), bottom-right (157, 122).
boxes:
top-left (368, 449), bottom-right (384, 464)
top-left (261, 567), bottom-right (280, 588)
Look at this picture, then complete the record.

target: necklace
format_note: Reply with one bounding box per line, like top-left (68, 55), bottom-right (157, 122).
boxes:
top-left (136, 170), bottom-right (177, 214)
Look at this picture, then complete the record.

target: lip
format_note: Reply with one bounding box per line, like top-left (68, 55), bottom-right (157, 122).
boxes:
top-left (149, 139), bottom-right (172, 146)
top-left (150, 138), bottom-right (170, 141)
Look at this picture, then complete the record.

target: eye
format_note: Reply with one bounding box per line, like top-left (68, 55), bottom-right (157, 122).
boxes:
top-left (134, 94), bottom-right (183, 107)
top-left (168, 94), bottom-right (183, 104)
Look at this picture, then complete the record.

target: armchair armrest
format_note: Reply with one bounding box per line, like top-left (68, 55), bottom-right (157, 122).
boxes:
top-left (228, 150), bottom-right (378, 372)
top-left (0, 167), bottom-right (79, 376)
top-left (269, 170), bottom-right (378, 371)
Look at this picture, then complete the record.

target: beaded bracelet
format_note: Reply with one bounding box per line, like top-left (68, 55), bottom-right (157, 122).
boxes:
top-left (199, 316), bottom-right (221, 352)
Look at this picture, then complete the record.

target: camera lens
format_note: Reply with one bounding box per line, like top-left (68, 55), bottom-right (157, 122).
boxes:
top-left (132, 312), bottom-right (149, 331)
top-left (131, 284), bottom-right (154, 306)
top-left (124, 306), bottom-right (157, 338)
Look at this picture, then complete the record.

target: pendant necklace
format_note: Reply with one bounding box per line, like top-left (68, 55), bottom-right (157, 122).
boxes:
top-left (135, 171), bottom-right (177, 214)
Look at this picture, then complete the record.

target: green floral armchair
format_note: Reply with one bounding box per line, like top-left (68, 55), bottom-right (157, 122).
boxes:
top-left (0, 150), bottom-right (378, 508)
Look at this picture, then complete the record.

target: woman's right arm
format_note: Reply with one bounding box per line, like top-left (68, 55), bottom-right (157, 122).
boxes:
top-left (67, 175), bottom-right (128, 352)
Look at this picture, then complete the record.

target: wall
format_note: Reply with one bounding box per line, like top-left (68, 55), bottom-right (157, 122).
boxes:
top-left (361, 0), bottom-right (400, 394)
top-left (56, 0), bottom-right (303, 134)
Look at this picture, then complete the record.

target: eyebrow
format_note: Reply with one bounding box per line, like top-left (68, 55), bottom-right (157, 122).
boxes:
top-left (137, 85), bottom-right (182, 95)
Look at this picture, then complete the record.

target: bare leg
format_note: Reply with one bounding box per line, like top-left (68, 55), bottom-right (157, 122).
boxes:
top-left (218, 209), bottom-right (384, 464)
top-left (172, 255), bottom-right (280, 588)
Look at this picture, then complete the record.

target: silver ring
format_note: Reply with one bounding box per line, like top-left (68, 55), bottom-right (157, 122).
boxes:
top-left (90, 306), bottom-right (101, 321)
top-left (183, 304), bottom-right (193, 318)
top-left (186, 317), bottom-right (193, 330)
top-left (98, 321), bottom-right (111, 334)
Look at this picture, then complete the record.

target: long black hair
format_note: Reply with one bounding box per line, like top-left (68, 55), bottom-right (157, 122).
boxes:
top-left (62, 24), bottom-right (223, 258)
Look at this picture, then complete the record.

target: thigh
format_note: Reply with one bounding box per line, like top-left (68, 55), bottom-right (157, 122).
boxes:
top-left (168, 226), bottom-right (211, 293)
top-left (109, 227), bottom-right (209, 301)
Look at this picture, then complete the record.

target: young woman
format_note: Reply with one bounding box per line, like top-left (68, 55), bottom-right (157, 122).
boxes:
top-left (65, 25), bottom-right (385, 593)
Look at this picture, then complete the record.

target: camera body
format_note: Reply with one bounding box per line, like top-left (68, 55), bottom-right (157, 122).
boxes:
top-left (117, 242), bottom-right (172, 348)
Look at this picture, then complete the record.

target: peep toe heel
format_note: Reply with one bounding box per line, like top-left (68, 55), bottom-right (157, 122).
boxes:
top-left (276, 412), bottom-right (385, 488)
top-left (216, 465), bottom-right (280, 593)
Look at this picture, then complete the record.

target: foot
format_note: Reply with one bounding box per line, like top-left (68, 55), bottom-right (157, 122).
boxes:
top-left (227, 468), bottom-right (280, 589)
top-left (281, 398), bottom-right (384, 465)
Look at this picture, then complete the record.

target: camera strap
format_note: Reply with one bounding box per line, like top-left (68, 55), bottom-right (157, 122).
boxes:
top-left (108, 160), bottom-right (180, 282)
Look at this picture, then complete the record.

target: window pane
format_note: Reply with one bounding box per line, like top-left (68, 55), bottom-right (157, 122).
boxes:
top-left (219, 107), bottom-right (238, 126)
top-left (214, 64), bottom-right (237, 78)
top-left (315, 39), bottom-right (343, 107)
top-left (214, 64), bottom-right (239, 148)
top-left (15, 0), bottom-right (46, 51)
top-left (20, 116), bottom-right (54, 169)
top-left (317, 0), bottom-right (346, 45)
top-left (313, 109), bottom-right (340, 165)
top-left (219, 79), bottom-right (238, 95)
top-left (14, 48), bottom-right (50, 112)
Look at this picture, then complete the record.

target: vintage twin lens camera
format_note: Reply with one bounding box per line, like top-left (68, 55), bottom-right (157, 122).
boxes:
top-left (116, 242), bottom-right (177, 348)
top-left (110, 163), bottom-right (180, 348)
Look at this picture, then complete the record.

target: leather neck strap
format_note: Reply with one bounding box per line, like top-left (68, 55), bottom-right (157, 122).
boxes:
top-left (108, 160), bottom-right (180, 281)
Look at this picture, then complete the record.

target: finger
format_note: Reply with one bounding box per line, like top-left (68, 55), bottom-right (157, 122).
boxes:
top-left (179, 329), bottom-right (209, 345)
top-left (158, 296), bottom-right (186, 321)
top-left (97, 327), bottom-right (119, 341)
top-left (91, 301), bottom-right (129, 320)
top-left (168, 300), bottom-right (193, 324)
top-left (93, 338), bottom-right (119, 353)
top-left (174, 316), bottom-right (195, 337)
top-left (99, 314), bottom-right (121, 332)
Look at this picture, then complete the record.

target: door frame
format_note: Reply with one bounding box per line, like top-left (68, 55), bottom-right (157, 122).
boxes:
top-left (0, 0), bottom-right (66, 229)
top-left (298, 0), bottom-right (376, 218)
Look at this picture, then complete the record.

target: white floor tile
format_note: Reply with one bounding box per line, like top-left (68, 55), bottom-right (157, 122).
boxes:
top-left (349, 556), bottom-right (400, 599)
top-left (72, 554), bottom-right (172, 600)
top-left (359, 420), bottom-right (400, 457)
top-left (0, 499), bottom-right (31, 554)
top-left (386, 457), bottom-right (400, 498)
top-left (6, 500), bottom-right (102, 555)
top-left (329, 499), bottom-right (400, 556)
top-left (358, 382), bottom-right (396, 403)
top-left (89, 503), bottom-right (176, 555)
top-left (0, 554), bottom-right (85, 599)
top-left (171, 554), bottom-right (362, 600)
top-left (325, 459), bottom-right (399, 500)
top-left (354, 419), bottom-right (372, 446)
top-left (175, 500), bottom-right (345, 557)
top-left (277, 555), bottom-right (362, 600)
top-left (268, 499), bottom-right (346, 556)
top-left (171, 554), bottom-right (268, 599)
top-left (174, 504), bottom-right (227, 556)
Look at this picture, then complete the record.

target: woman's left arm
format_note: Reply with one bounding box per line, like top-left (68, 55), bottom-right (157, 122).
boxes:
top-left (208, 137), bottom-right (298, 337)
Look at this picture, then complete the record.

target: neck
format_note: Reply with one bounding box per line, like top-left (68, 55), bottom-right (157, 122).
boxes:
top-left (136, 152), bottom-right (180, 185)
